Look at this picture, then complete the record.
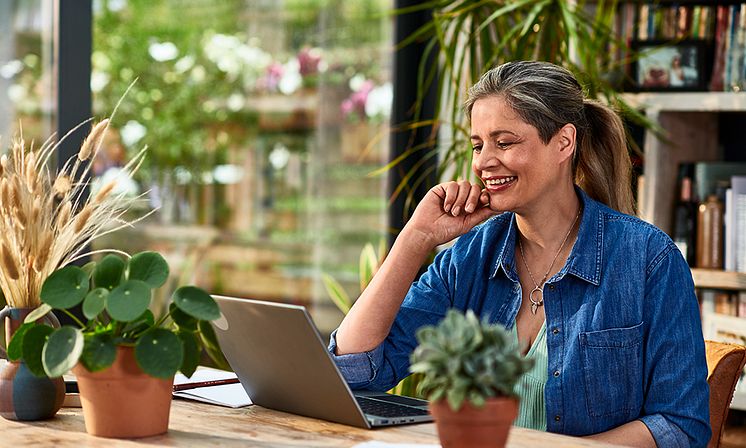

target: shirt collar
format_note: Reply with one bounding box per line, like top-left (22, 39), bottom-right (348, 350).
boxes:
top-left (489, 187), bottom-right (602, 286)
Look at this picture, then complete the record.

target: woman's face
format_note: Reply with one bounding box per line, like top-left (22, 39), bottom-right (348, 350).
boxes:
top-left (470, 95), bottom-right (573, 213)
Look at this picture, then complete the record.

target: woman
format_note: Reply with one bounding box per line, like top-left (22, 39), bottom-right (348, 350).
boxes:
top-left (328, 61), bottom-right (710, 447)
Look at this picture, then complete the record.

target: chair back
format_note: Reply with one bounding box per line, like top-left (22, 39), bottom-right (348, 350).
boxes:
top-left (705, 340), bottom-right (746, 448)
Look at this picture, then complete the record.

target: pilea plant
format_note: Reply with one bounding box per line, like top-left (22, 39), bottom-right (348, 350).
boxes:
top-left (7, 251), bottom-right (223, 379)
top-left (409, 309), bottom-right (534, 411)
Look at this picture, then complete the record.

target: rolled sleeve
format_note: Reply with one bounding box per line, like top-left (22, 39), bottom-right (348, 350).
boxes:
top-left (327, 329), bottom-right (383, 389)
top-left (639, 414), bottom-right (690, 448)
top-left (642, 244), bottom-right (711, 447)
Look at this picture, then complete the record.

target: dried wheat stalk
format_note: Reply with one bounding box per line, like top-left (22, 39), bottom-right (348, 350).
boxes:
top-left (0, 119), bottom-right (147, 308)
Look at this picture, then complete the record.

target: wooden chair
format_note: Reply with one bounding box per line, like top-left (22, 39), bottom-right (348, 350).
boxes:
top-left (705, 340), bottom-right (746, 448)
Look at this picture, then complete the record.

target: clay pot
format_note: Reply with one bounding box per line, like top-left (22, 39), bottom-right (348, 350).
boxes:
top-left (0, 307), bottom-right (65, 421)
top-left (72, 346), bottom-right (174, 438)
top-left (429, 397), bottom-right (518, 448)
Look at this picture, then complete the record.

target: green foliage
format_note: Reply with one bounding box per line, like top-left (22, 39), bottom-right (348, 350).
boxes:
top-left (410, 309), bottom-right (533, 411)
top-left (8, 251), bottom-right (225, 380)
top-left (391, 0), bottom-right (652, 209)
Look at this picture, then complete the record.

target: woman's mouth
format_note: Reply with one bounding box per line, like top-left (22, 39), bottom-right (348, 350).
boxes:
top-left (483, 176), bottom-right (517, 191)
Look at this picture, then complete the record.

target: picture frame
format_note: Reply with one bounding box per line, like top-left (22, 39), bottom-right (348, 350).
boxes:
top-left (629, 40), bottom-right (710, 92)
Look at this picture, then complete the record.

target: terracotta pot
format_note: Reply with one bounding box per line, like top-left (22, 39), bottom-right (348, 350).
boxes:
top-left (0, 307), bottom-right (65, 421)
top-left (429, 397), bottom-right (518, 448)
top-left (72, 346), bottom-right (174, 438)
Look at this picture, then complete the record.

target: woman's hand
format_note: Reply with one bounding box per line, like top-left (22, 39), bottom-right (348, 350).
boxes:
top-left (404, 181), bottom-right (497, 249)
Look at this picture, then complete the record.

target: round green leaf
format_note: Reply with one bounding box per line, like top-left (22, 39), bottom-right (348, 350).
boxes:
top-left (40, 266), bottom-right (89, 309)
top-left (178, 331), bottom-right (200, 378)
top-left (24, 303), bottom-right (53, 324)
top-left (7, 322), bottom-right (34, 361)
top-left (106, 280), bottom-right (151, 322)
top-left (21, 324), bottom-right (55, 377)
top-left (198, 320), bottom-right (230, 371)
top-left (93, 255), bottom-right (125, 290)
top-left (135, 329), bottom-right (183, 378)
top-left (172, 287), bottom-right (220, 321)
top-left (43, 326), bottom-right (84, 377)
top-left (127, 252), bottom-right (169, 288)
top-left (170, 302), bottom-right (197, 331)
top-left (82, 288), bottom-right (109, 320)
top-left (80, 334), bottom-right (117, 372)
top-left (81, 261), bottom-right (97, 276)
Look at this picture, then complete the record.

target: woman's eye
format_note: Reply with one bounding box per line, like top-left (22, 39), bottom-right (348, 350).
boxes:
top-left (471, 145), bottom-right (482, 153)
top-left (497, 141), bottom-right (512, 149)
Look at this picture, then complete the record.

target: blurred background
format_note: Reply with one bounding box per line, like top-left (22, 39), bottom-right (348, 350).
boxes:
top-left (1, 0), bottom-right (394, 334)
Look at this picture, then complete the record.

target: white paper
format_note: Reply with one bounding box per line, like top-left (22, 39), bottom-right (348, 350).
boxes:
top-left (174, 366), bottom-right (238, 385)
top-left (173, 366), bottom-right (252, 408)
top-left (174, 382), bottom-right (252, 408)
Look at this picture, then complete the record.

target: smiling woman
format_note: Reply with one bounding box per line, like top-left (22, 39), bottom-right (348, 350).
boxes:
top-left (329, 61), bottom-right (712, 448)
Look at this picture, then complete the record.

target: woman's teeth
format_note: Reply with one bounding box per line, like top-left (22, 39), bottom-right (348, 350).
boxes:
top-left (485, 176), bottom-right (516, 186)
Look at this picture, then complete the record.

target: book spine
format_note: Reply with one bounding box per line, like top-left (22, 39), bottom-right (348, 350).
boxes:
top-left (710, 6), bottom-right (730, 92)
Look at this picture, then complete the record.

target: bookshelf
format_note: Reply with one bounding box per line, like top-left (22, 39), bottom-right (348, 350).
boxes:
top-left (626, 89), bottom-right (746, 410)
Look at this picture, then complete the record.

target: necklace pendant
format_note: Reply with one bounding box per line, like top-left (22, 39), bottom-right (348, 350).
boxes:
top-left (531, 302), bottom-right (538, 314)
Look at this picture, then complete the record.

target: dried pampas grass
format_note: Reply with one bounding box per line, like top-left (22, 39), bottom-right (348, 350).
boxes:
top-left (0, 117), bottom-right (148, 308)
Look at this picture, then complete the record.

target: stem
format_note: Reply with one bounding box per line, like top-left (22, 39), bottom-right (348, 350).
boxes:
top-left (62, 309), bottom-right (87, 329)
top-left (153, 309), bottom-right (172, 329)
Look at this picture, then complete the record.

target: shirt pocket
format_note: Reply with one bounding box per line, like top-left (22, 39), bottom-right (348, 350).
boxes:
top-left (579, 322), bottom-right (644, 418)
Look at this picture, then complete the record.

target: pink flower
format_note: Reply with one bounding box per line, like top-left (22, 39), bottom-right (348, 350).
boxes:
top-left (297, 47), bottom-right (322, 76)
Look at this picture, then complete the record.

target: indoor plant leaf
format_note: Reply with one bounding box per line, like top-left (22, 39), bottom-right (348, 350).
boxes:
top-left (21, 324), bottom-right (55, 377)
top-left (135, 328), bottom-right (184, 378)
top-left (7, 322), bottom-right (34, 361)
top-left (40, 265), bottom-right (89, 309)
top-left (127, 251), bottom-right (170, 288)
top-left (43, 326), bottom-right (85, 378)
top-left (170, 302), bottom-right (197, 331)
top-left (172, 286), bottom-right (220, 321)
top-left (23, 303), bottom-right (53, 324)
top-left (178, 330), bottom-right (200, 378)
top-left (121, 309), bottom-right (155, 335)
top-left (198, 320), bottom-right (230, 370)
top-left (79, 333), bottom-right (117, 372)
top-left (106, 280), bottom-right (151, 322)
top-left (81, 261), bottom-right (97, 276)
top-left (93, 254), bottom-right (126, 290)
top-left (82, 288), bottom-right (109, 320)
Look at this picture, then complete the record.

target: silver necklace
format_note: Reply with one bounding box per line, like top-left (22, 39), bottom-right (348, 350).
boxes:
top-left (518, 209), bottom-right (581, 315)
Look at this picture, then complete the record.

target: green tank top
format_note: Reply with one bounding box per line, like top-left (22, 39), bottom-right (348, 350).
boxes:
top-left (512, 322), bottom-right (547, 431)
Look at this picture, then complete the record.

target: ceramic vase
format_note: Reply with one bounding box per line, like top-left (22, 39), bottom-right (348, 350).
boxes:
top-left (73, 345), bottom-right (174, 438)
top-left (0, 306), bottom-right (65, 421)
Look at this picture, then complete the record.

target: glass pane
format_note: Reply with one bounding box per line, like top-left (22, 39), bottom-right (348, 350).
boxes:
top-left (91, 0), bottom-right (392, 334)
top-left (0, 1), bottom-right (54, 146)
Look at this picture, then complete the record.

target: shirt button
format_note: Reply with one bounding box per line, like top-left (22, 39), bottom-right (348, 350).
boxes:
top-left (505, 263), bottom-right (511, 270)
top-left (552, 328), bottom-right (560, 335)
top-left (548, 284), bottom-right (556, 291)
top-left (554, 415), bottom-right (561, 422)
top-left (553, 370), bottom-right (560, 377)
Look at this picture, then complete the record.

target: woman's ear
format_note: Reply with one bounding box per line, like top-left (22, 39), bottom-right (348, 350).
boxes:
top-left (556, 123), bottom-right (577, 163)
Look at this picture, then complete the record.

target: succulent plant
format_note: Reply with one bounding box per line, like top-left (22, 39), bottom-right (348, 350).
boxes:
top-left (410, 309), bottom-right (533, 411)
top-left (7, 251), bottom-right (225, 379)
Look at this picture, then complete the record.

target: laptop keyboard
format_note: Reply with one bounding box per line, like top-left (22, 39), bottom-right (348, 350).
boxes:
top-left (355, 396), bottom-right (430, 418)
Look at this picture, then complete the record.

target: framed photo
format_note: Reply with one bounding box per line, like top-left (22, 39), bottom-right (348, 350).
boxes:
top-left (630, 40), bottom-right (709, 92)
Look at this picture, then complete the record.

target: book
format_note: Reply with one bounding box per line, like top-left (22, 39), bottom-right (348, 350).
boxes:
top-left (173, 367), bottom-right (251, 408)
top-left (694, 162), bottom-right (746, 204)
top-left (733, 176), bottom-right (746, 273)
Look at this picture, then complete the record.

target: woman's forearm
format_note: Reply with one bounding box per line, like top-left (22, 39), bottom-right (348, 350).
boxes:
top-left (334, 227), bottom-right (433, 355)
top-left (585, 420), bottom-right (656, 447)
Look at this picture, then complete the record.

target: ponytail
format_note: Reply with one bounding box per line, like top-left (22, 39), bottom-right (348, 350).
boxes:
top-left (575, 100), bottom-right (635, 215)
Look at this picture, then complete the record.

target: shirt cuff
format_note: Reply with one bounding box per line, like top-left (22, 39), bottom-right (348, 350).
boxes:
top-left (327, 329), bottom-right (383, 388)
top-left (639, 414), bottom-right (689, 448)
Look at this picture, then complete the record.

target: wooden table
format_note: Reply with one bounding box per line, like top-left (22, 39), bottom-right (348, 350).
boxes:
top-left (1, 400), bottom-right (622, 447)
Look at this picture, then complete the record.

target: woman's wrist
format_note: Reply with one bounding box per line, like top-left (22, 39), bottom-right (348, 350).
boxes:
top-left (396, 226), bottom-right (436, 257)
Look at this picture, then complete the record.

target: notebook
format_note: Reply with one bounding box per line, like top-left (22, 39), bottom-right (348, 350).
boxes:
top-left (211, 296), bottom-right (432, 428)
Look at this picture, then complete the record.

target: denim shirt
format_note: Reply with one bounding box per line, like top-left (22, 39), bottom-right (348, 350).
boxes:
top-left (328, 188), bottom-right (711, 447)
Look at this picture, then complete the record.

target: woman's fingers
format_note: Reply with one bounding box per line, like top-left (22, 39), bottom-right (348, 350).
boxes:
top-left (464, 184), bottom-right (482, 213)
top-left (440, 181), bottom-right (485, 216)
top-left (442, 182), bottom-right (459, 213)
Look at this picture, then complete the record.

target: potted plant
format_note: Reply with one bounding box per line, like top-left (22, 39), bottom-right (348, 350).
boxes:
top-left (7, 250), bottom-right (225, 438)
top-left (410, 309), bottom-right (533, 448)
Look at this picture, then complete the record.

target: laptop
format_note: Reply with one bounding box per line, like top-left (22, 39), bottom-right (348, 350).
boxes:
top-left (211, 296), bottom-right (432, 428)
